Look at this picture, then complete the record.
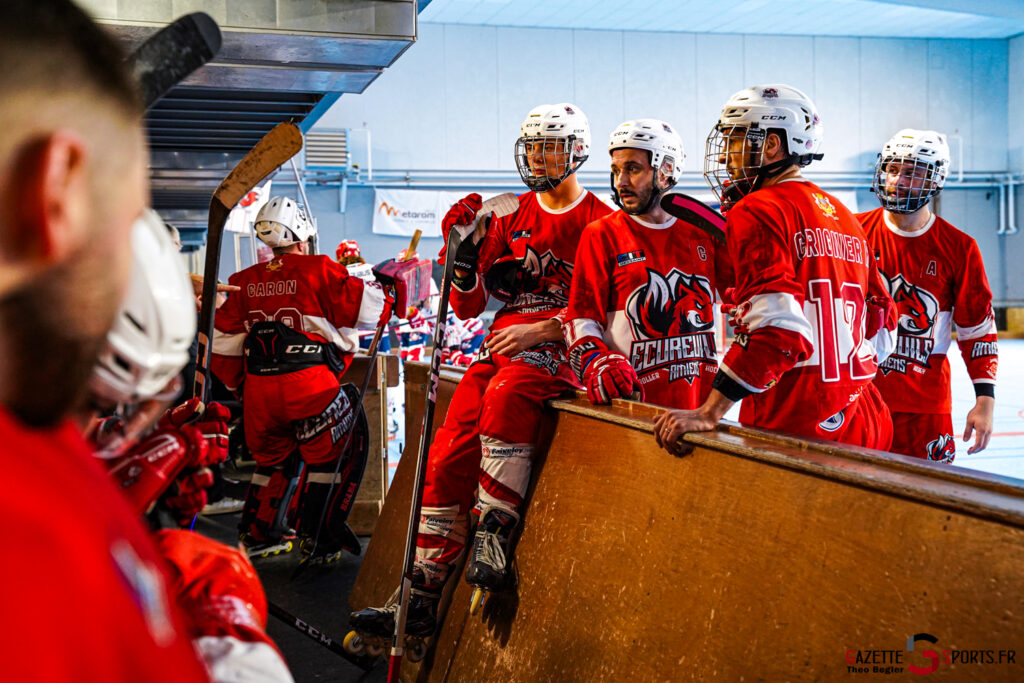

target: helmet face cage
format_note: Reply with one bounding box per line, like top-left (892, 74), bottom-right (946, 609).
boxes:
top-left (514, 136), bottom-right (585, 192)
top-left (704, 125), bottom-right (771, 210)
top-left (872, 154), bottom-right (945, 214)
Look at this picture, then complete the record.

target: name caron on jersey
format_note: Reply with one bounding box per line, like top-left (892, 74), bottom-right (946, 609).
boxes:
top-left (630, 332), bottom-right (716, 377)
top-left (248, 280), bottom-right (298, 297)
top-left (793, 228), bottom-right (865, 265)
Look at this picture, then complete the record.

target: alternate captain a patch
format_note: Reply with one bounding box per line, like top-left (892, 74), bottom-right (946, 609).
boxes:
top-left (616, 250), bottom-right (646, 267)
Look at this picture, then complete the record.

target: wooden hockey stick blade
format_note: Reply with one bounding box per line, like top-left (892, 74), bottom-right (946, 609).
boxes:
top-left (403, 229), bottom-right (422, 261)
top-left (452, 192), bottom-right (519, 243)
top-left (193, 122), bottom-right (304, 401)
top-left (126, 12), bottom-right (222, 110)
top-left (660, 192), bottom-right (727, 245)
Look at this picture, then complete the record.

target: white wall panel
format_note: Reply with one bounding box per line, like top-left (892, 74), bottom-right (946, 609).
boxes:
top-left (622, 32), bottom-right (699, 174)
top-left (495, 27), bottom-right (575, 171)
top-left (813, 37), bottom-right (863, 171)
top-left (695, 33), bottom-right (745, 155)
top-left (1007, 35), bottom-right (1024, 172)
top-left (970, 40), bottom-right (1008, 171)
top-left (927, 40), bottom-right (973, 175)
top-left (859, 39), bottom-right (929, 156)
top-left (443, 24), bottom-right (500, 170)
top-left (572, 29), bottom-right (624, 177)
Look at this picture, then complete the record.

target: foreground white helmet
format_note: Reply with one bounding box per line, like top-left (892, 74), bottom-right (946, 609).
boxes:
top-left (872, 129), bottom-right (950, 214)
top-left (608, 118), bottom-right (684, 213)
top-left (704, 84), bottom-right (824, 208)
top-left (514, 103), bottom-right (591, 192)
top-left (254, 196), bottom-right (315, 248)
top-left (90, 209), bottom-right (196, 405)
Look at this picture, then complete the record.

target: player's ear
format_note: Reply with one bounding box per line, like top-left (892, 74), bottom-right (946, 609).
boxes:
top-left (8, 130), bottom-right (91, 266)
top-left (764, 132), bottom-right (787, 162)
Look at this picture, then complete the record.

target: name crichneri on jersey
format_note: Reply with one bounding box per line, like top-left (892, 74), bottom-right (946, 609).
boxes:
top-left (630, 332), bottom-right (717, 381)
top-left (247, 280), bottom-right (298, 297)
top-left (880, 333), bottom-right (935, 375)
top-left (793, 228), bottom-right (867, 264)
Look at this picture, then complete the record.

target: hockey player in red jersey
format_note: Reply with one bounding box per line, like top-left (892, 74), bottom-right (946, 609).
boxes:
top-left (857, 129), bottom-right (997, 462)
top-left (654, 84), bottom-right (897, 453)
top-left (565, 118), bottom-right (733, 408)
top-left (0, 4), bottom-right (291, 679)
top-left (211, 196), bottom-right (389, 562)
top-left (349, 102), bottom-right (612, 640)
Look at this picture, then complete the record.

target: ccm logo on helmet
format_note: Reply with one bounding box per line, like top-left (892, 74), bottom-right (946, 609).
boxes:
top-left (286, 344), bottom-right (322, 354)
top-left (761, 115), bottom-right (787, 120)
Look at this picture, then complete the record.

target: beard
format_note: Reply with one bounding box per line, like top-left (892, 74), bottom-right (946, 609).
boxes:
top-left (0, 250), bottom-right (122, 427)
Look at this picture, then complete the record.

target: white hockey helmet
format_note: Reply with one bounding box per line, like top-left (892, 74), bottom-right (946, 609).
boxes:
top-left (704, 84), bottom-right (824, 208)
top-left (90, 209), bottom-right (197, 405)
top-left (608, 118), bottom-right (684, 214)
top-left (514, 103), bottom-right (591, 192)
top-left (254, 196), bottom-right (315, 248)
top-left (872, 129), bottom-right (950, 214)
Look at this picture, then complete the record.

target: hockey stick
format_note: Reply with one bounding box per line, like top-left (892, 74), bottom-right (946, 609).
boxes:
top-left (660, 192), bottom-right (726, 245)
top-left (267, 602), bottom-right (376, 671)
top-left (387, 192), bottom-right (518, 682)
top-left (126, 12), bottom-right (222, 110)
top-left (194, 122), bottom-right (304, 402)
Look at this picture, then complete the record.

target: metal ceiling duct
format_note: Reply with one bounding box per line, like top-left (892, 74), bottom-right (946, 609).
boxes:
top-left (77, 0), bottom-right (419, 212)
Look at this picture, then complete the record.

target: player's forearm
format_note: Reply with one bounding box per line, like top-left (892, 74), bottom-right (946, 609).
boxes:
top-left (532, 318), bottom-right (563, 343)
top-left (698, 389), bottom-right (734, 423)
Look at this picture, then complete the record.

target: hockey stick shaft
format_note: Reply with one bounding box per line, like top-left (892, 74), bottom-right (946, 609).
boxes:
top-left (194, 122), bottom-right (304, 403)
top-left (387, 229), bottom-right (458, 682)
top-left (127, 12), bottom-right (222, 110)
top-left (660, 192), bottom-right (727, 245)
top-left (267, 602), bottom-right (374, 670)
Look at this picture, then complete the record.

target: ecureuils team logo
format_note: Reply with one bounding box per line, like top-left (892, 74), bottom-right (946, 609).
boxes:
top-left (625, 268), bottom-right (717, 384)
top-left (879, 273), bottom-right (939, 376)
top-left (506, 245), bottom-right (574, 312)
top-left (925, 433), bottom-right (956, 463)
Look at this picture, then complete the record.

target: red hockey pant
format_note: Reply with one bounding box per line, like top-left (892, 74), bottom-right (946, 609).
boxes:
top-left (890, 411), bottom-right (955, 463)
top-left (414, 343), bottom-right (576, 588)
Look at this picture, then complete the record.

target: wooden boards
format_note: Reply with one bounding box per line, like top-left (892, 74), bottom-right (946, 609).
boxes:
top-left (352, 362), bottom-right (1024, 681)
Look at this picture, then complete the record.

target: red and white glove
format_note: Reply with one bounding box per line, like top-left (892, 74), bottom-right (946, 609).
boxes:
top-left (158, 399), bottom-right (231, 525)
top-left (585, 352), bottom-right (644, 405)
top-left (438, 193), bottom-right (482, 263)
top-left (864, 294), bottom-right (895, 340)
top-left (154, 530), bottom-right (291, 680)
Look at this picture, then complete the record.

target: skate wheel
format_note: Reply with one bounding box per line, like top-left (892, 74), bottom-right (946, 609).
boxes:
top-left (407, 640), bottom-right (428, 663)
top-left (469, 587), bottom-right (485, 615)
top-left (342, 631), bottom-right (364, 656)
top-left (365, 642), bottom-right (384, 657)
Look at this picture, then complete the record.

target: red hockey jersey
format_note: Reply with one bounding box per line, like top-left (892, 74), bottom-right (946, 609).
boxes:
top-left (721, 180), bottom-right (896, 435)
top-left (0, 409), bottom-right (210, 682)
top-left (565, 210), bottom-right (733, 409)
top-left (451, 190), bottom-right (612, 331)
top-left (212, 253), bottom-right (385, 391)
top-left (857, 208), bottom-right (997, 413)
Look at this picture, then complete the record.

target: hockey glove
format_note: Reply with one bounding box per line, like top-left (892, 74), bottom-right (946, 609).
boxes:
top-left (438, 193), bottom-right (482, 264)
top-left (451, 214), bottom-right (491, 292)
top-left (586, 352), bottom-right (644, 405)
top-left (158, 399), bottom-right (231, 525)
top-left (864, 294), bottom-right (895, 341)
top-left (568, 335), bottom-right (644, 404)
top-left (484, 254), bottom-right (539, 303)
top-left (153, 530), bottom-right (291, 680)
